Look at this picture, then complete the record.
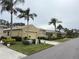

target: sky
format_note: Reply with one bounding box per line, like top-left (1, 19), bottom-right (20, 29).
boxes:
top-left (0, 0), bottom-right (79, 30)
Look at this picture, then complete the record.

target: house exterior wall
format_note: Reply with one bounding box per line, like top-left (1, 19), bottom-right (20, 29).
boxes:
top-left (4, 29), bottom-right (22, 37)
top-left (3, 25), bottom-right (46, 39)
top-left (22, 31), bottom-right (37, 39)
top-left (11, 29), bottom-right (22, 37)
top-left (38, 29), bottom-right (47, 37)
top-left (0, 25), bottom-right (8, 37)
top-left (21, 26), bottom-right (38, 39)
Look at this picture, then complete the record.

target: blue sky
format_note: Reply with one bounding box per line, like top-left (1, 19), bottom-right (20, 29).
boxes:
top-left (0, 0), bottom-right (79, 30)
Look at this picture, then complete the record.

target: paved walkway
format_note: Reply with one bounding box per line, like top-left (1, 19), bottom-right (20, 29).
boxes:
top-left (40, 40), bottom-right (61, 45)
top-left (0, 44), bottom-right (27, 59)
top-left (22, 38), bottom-right (79, 59)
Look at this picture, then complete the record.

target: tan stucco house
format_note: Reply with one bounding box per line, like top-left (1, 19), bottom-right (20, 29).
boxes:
top-left (0, 25), bottom-right (7, 37)
top-left (3, 25), bottom-right (47, 39)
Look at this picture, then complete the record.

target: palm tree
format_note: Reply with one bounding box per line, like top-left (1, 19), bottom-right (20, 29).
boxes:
top-left (0, 0), bottom-right (24, 37)
top-left (57, 24), bottom-right (63, 32)
top-left (49, 18), bottom-right (62, 32)
top-left (64, 28), bottom-right (69, 33)
top-left (49, 18), bottom-right (57, 32)
top-left (17, 8), bottom-right (37, 38)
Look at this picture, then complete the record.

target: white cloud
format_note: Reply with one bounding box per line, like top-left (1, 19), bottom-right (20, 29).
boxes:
top-left (38, 25), bottom-right (54, 30)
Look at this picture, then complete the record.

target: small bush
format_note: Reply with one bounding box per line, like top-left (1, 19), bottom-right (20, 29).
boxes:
top-left (2, 37), bottom-right (15, 45)
top-left (12, 36), bottom-right (22, 41)
top-left (38, 37), bottom-right (47, 40)
top-left (23, 36), bottom-right (31, 40)
top-left (0, 36), bottom-right (7, 40)
top-left (23, 37), bottom-right (28, 40)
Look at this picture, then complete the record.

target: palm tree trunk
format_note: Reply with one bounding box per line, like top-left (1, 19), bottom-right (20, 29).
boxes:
top-left (27, 19), bottom-right (29, 39)
top-left (10, 11), bottom-right (13, 37)
top-left (10, 0), bottom-right (13, 37)
top-left (54, 24), bottom-right (56, 32)
top-left (59, 29), bottom-right (60, 33)
top-left (54, 24), bottom-right (57, 38)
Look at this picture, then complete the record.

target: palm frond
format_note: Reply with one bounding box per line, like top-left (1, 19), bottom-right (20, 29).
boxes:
top-left (0, 0), bottom-right (10, 5)
top-left (29, 14), bottom-right (34, 20)
top-left (49, 22), bottom-right (52, 25)
top-left (13, 9), bottom-right (17, 15)
top-left (57, 24), bottom-right (63, 30)
top-left (51, 18), bottom-right (57, 22)
top-left (29, 13), bottom-right (37, 20)
top-left (18, 14), bottom-right (24, 18)
top-left (16, 8), bottom-right (24, 13)
top-left (25, 8), bottom-right (30, 15)
top-left (1, 5), bottom-right (10, 13)
top-left (32, 13), bottom-right (37, 17)
top-left (1, 6), bottom-right (6, 13)
top-left (0, 0), bottom-right (11, 12)
top-left (17, 8), bottom-right (37, 21)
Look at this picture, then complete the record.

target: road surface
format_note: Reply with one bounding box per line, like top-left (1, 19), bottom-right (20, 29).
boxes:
top-left (22, 38), bottom-right (79, 59)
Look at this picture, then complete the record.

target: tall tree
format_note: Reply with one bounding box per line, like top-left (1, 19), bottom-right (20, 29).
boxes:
top-left (49, 18), bottom-right (57, 32)
top-left (0, 0), bottom-right (24, 37)
top-left (64, 28), bottom-right (69, 33)
top-left (57, 24), bottom-right (63, 32)
top-left (49, 18), bottom-right (62, 32)
top-left (17, 8), bottom-right (37, 38)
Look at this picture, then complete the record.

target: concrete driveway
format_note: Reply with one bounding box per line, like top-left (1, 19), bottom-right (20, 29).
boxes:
top-left (0, 44), bottom-right (27, 59)
top-left (40, 40), bottom-right (61, 45)
top-left (22, 38), bottom-right (79, 59)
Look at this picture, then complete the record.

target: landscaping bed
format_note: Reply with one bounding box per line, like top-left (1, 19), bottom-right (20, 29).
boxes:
top-left (9, 42), bottom-right (53, 55)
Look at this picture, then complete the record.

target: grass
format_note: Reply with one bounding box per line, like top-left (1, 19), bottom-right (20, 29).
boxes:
top-left (9, 42), bottom-right (53, 55)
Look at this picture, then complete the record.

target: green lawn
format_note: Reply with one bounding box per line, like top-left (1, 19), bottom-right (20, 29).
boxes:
top-left (9, 42), bottom-right (53, 55)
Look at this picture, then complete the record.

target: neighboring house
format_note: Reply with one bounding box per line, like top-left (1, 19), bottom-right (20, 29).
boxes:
top-left (38, 29), bottom-right (47, 37)
top-left (46, 30), bottom-right (66, 38)
top-left (3, 25), bottom-right (47, 39)
top-left (0, 25), bottom-right (7, 37)
top-left (0, 19), bottom-right (9, 37)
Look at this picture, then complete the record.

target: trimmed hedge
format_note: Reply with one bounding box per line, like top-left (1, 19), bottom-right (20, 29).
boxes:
top-left (2, 37), bottom-right (16, 45)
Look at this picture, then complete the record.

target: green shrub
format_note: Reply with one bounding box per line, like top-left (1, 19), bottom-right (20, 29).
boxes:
top-left (2, 37), bottom-right (15, 45)
top-left (24, 37), bottom-right (27, 39)
top-left (0, 36), bottom-right (7, 40)
top-left (38, 37), bottom-right (47, 40)
top-left (23, 36), bottom-right (31, 40)
top-left (11, 36), bottom-right (22, 41)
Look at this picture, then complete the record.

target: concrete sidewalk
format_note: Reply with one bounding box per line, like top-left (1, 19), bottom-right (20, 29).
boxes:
top-left (40, 40), bottom-right (61, 45)
top-left (0, 45), bottom-right (27, 59)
